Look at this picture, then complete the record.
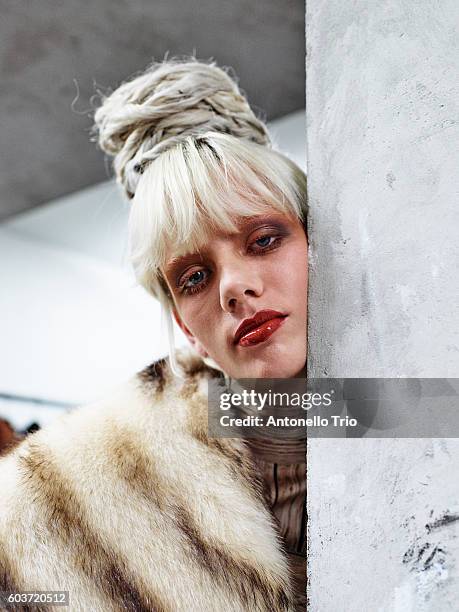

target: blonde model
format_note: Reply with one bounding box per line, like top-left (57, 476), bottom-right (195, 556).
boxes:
top-left (0, 59), bottom-right (308, 611)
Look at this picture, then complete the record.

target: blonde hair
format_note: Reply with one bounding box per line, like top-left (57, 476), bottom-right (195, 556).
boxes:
top-left (93, 58), bottom-right (307, 371)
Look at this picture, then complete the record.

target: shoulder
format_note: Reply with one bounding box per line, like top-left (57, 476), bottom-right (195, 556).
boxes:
top-left (0, 350), bottom-right (221, 456)
top-left (0, 350), bottom-right (222, 472)
top-left (136, 348), bottom-right (222, 396)
top-left (0, 350), bottom-right (258, 531)
top-left (0, 350), bottom-right (227, 522)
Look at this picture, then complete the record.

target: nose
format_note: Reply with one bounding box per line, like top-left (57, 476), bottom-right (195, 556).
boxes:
top-left (219, 258), bottom-right (263, 313)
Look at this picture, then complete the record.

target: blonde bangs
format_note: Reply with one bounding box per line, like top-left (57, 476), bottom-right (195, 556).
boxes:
top-left (128, 133), bottom-right (307, 298)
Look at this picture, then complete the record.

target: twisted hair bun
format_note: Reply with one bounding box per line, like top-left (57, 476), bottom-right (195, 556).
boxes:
top-left (93, 58), bottom-right (271, 199)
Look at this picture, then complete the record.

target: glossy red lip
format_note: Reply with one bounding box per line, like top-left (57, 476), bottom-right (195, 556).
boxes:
top-left (234, 310), bottom-right (287, 347)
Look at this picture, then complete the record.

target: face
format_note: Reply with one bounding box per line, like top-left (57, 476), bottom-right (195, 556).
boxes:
top-left (162, 210), bottom-right (308, 379)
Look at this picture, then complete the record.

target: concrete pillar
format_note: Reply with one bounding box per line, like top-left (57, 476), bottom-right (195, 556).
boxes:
top-left (306, 1), bottom-right (459, 609)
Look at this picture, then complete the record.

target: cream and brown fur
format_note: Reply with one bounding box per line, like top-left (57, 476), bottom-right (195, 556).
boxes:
top-left (0, 351), bottom-right (296, 611)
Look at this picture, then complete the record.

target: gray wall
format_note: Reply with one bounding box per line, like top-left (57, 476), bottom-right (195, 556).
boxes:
top-left (0, 0), bottom-right (305, 220)
top-left (306, 1), bottom-right (459, 610)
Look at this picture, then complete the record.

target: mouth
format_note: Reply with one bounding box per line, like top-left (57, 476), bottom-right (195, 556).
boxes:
top-left (234, 310), bottom-right (288, 347)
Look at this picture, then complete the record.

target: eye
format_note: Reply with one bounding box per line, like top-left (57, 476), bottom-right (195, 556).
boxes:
top-left (249, 233), bottom-right (283, 253)
top-left (180, 268), bottom-right (210, 294)
top-left (187, 270), bottom-right (206, 287)
top-left (255, 235), bottom-right (274, 248)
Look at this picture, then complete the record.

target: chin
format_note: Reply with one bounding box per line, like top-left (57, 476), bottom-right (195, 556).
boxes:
top-left (233, 352), bottom-right (306, 379)
top-left (254, 342), bottom-right (307, 379)
top-left (255, 361), bottom-right (306, 379)
top-left (211, 340), bottom-right (307, 380)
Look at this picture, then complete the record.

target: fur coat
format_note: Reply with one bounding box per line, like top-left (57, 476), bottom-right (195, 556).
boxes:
top-left (0, 351), bottom-right (299, 611)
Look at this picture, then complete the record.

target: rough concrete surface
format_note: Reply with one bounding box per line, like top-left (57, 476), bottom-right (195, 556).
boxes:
top-left (308, 438), bottom-right (459, 611)
top-left (306, 1), bottom-right (459, 610)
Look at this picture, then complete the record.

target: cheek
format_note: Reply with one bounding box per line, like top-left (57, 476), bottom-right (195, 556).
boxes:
top-left (178, 299), bottom-right (218, 345)
top-left (296, 265), bottom-right (308, 316)
top-left (276, 242), bottom-right (308, 294)
top-left (280, 243), bottom-right (308, 316)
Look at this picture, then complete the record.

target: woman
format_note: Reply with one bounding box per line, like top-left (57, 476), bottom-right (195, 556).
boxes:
top-left (0, 59), bottom-right (307, 611)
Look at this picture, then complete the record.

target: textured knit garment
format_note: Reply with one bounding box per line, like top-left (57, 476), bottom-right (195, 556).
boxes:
top-left (247, 438), bottom-right (307, 611)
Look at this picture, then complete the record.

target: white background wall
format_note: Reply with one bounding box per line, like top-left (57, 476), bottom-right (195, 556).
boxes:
top-left (306, 2), bottom-right (459, 610)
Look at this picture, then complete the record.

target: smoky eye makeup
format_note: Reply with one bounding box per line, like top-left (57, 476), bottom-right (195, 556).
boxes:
top-left (166, 257), bottom-right (209, 294)
top-left (239, 214), bottom-right (291, 234)
top-left (177, 265), bottom-right (209, 291)
top-left (163, 254), bottom-right (204, 288)
top-left (245, 219), bottom-right (291, 245)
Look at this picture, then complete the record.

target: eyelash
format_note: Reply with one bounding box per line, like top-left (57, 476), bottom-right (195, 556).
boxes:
top-left (179, 233), bottom-right (284, 296)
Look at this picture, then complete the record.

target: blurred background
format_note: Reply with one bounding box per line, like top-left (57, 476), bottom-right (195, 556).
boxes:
top-left (0, 1), bottom-right (306, 438)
